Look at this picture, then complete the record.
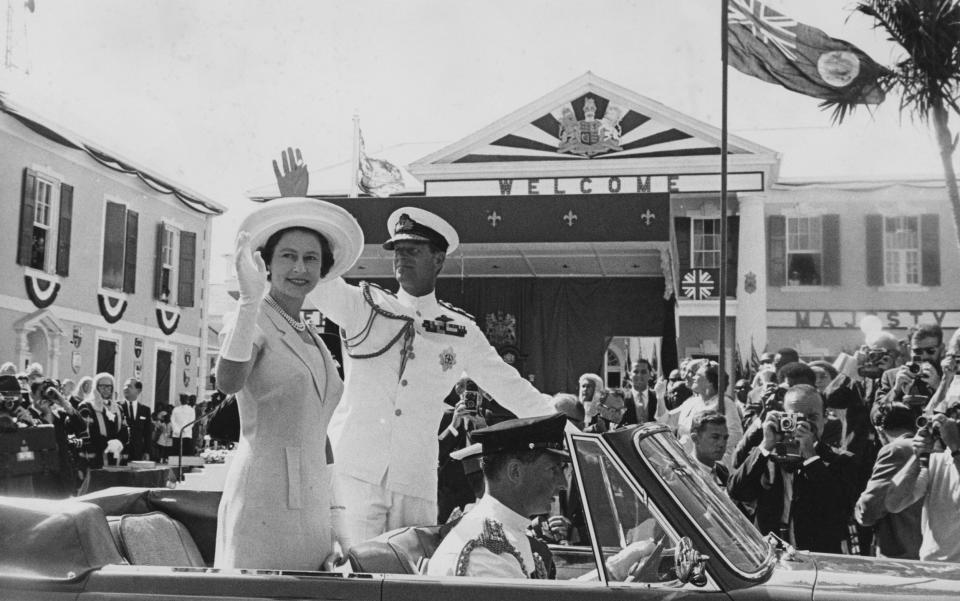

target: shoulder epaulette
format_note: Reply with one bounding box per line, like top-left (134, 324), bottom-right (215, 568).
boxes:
top-left (360, 280), bottom-right (397, 298)
top-left (454, 518), bottom-right (527, 577)
top-left (439, 299), bottom-right (475, 321)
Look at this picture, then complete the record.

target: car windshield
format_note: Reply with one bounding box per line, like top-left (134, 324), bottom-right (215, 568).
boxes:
top-left (635, 430), bottom-right (771, 577)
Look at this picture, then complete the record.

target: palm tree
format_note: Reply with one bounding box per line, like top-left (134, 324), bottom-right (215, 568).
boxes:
top-left (849, 0), bottom-right (960, 246)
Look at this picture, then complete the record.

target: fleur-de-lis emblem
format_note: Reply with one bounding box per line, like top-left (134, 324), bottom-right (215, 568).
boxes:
top-left (439, 347), bottom-right (457, 371)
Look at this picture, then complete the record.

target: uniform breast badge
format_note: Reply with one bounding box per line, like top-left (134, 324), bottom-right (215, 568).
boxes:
top-left (455, 518), bottom-right (527, 577)
top-left (423, 314), bottom-right (467, 337)
top-left (439, 347), bottom-right (457, 372)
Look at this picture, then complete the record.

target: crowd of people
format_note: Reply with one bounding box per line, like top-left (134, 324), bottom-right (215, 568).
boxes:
top-left (0, 361), bottom-right (201, 496)
top-left (469, 321), bottom-right (958, 566)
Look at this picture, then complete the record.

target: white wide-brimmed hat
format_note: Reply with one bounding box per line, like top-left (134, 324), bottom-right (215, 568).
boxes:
top-left (239, 197), bottom-right (364, 282)
top-left (383, 207), bottom-right (459, 255)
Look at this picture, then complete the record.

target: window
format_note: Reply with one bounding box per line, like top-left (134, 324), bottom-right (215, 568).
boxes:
top-left (100, 201), bottom-right (139, 293)
top-left (31, 179), bottom-right (54, 270)
top-left (883, 216), bottom-right (920, 285)
top-left (159, 226), bottom-right (177, 303)
top-left (17, 168), bottom-right (73, 276)
top-left (786, 216), bottom-right (822, 286)
top-left (866, 213), bottom-right (938, 287)
top-left (766, 214), bottom-right (840, 287)
top-left (154, 224), bottom-right (197, 307)
top-left (691, 218), bottom-right (720, 268)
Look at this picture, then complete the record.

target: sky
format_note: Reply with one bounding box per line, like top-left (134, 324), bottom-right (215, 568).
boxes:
top-left (0, 0), bottom-right (949, 281)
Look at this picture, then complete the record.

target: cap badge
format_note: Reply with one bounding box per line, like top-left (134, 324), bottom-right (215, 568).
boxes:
top-left (396, 214), bottom-right (415, 234)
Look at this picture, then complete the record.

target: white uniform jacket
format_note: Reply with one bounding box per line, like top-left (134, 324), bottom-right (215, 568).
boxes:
top-left (427, 494), bottom-right (539, 578)
top-left (310, 279), bottom-right (556, 500)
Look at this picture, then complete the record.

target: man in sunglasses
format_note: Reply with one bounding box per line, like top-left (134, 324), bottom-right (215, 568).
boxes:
top-left (879, 324), bottom-right (945, 408)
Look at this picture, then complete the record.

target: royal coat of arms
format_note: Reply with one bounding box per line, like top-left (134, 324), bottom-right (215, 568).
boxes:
top-left (558, 97), bottom-right (623, 157)
top-left (485, 311), bottom-right (517, 347)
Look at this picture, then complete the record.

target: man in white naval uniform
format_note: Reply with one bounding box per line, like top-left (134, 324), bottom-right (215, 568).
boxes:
top-left (427, 414), bottom-right (654, 579)
top-left (307, 206), bottom-right (558, 549)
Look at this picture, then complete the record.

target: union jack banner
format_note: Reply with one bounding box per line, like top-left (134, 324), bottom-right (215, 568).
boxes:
top-left (681, 269), bottom-right (716, 300)
top-left (727, 0), bottom-right (886, 105)
top-left (728, 0), bottom-right (797, 60)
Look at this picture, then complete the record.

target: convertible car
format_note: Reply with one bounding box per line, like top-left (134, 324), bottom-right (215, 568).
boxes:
top-left (2, 423), bottom-right (960, 600)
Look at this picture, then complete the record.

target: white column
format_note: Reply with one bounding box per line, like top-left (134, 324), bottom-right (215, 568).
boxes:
top-left (736, 193), bottom-right (768, 363)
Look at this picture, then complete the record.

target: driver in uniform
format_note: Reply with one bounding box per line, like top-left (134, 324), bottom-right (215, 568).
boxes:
top-left (427, 414), bottom-right (654, 579)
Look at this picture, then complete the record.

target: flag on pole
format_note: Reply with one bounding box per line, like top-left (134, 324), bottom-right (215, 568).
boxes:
top-left (357, 128), bottom-right (404, 198)
top-left (749, 337), bottom-right (761, 375)
top-left (734, 344), bottom-right (745, 382)
top-left (727, 0), bottom-right (886, 105)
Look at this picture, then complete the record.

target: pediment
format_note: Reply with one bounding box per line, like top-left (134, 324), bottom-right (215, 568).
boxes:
top-left (412, 72), bottom-right (775, 167)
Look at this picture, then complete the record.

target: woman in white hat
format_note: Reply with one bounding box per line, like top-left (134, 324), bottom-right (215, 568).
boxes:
top-left (214, 197), bottom-right (363, 570)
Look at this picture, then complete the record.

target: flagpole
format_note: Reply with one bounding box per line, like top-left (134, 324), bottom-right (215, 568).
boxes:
top-left (718, 0), bottom-right (729, 413)
top-left (349, 111), bottom-right (360, 198)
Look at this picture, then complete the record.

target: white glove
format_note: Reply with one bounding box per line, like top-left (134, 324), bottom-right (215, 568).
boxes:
top-left (105, 438), bottom-right (124, 457)
top-left (606, 538), bottom-right (657, 580)
top-left (235, 231), bottom-right (268, 303)
top-left (220, 232), bottom-right (267, 362)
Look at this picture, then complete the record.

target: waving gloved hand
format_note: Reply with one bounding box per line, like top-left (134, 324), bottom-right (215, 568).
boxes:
top-left (220, 232), bottom-right (267, 363)
top-left (235, 231), bottom-right (268, 303)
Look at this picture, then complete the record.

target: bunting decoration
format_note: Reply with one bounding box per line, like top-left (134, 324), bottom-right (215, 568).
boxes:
top-left (156, 305), bottom-right (181, 335)
top-left (97, 291), bottom-right (128, 324)
top-left (24, 273), bottom-right (60, 308)
top-left (358, 129), bottom-right (405, 197)
top-left (727, 0), bottom-right (886, 106)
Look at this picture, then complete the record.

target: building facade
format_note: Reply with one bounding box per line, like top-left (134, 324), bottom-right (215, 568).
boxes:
top-left (738, 178), bottom-right (960, 361)
top-left (0, 101), bottom-right (224, 409)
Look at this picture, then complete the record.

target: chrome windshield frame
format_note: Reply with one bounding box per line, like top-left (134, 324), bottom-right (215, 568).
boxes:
top-left (630, 428), bottom-right (776, 581)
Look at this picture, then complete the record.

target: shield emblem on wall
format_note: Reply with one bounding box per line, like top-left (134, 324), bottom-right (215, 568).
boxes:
top-left (134, 337), bottom-right (143, 359)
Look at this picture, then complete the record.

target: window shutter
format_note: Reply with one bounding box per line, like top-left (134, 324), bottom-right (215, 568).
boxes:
top-left (122, 210), bottom-right (139, 293)
top-left (726, 215), bottom-right (739, 297)
top-left (821, 214), bottom-right (841, 286)
top-left (921, 213), bottom-right (941, 287)
top-left (55, 183), bottom-right (74, 276)
top-left (766, 215), bottom-right (786, 286)
top-left (674, 217), bottom-right (691, 272)
top-left (865, 214), bottom-right (884, 286)
top-left (154, 223), bottom-right (166, 300)
top-left (17, 168), bottom-right (37, 266)
top-left (177, 231), bottom-right (197, 308)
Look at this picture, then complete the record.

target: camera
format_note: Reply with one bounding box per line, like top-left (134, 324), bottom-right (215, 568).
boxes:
top-left (907, 357), bottom-right (922, 375)
top-left (460, 380), bottom-right (480, 414)
top-left (779, 411), bottom-right (804, 433)
top-left (0, 396), bottom-right (19, 414)
top-left (858, 347), bottom-right (890, 379)
top-left (916, 413), bottom-right (939, 431)
top-left (771, 411), bottom-right (806, 465)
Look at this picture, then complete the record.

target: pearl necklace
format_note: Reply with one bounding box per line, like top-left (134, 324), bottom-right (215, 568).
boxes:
top-left (264, 295), bottom-right (306, 332)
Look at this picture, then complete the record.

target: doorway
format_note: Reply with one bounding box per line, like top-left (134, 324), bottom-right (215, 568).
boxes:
top-left (155, 349), bottom-right (172, 409)
top-left (605, 336), bottom-right (663, 388)
top-left (96, 337), bottom-right (118, 377)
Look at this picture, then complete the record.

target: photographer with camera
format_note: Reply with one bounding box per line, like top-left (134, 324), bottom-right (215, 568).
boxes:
top-left (734, 362), bottom-right (819, 468)
top-left (884, 399), bottom-right (960, 562)
top-left (728, 384), bottom-right (857, 553)
top-left (0, 375), bottom-right (35, 432)
top-left (854, 402), bottom-right (922, 559)
top-left (29, 378), bottom-right (86, 495)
